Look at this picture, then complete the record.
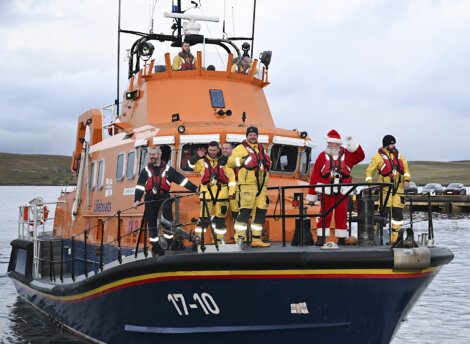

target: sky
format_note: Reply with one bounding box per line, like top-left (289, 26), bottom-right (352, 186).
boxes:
top-left (1, 0), bottom-right (470, 161)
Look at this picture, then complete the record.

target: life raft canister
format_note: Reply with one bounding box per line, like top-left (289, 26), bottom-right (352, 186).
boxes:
top-left (378, 148), bottom-right (404, 177)
top-left (320, 147), bottom-right (352, 180)
top-left (144, 162), bottom-right (171, 194)
top-left (201, 158), bottom-right (229, 185)
top-left (242, 141), bottom-right (271, 171)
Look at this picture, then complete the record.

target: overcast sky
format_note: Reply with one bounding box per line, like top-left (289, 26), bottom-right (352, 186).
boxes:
top-left (1, 0), bottom-right (469, 161)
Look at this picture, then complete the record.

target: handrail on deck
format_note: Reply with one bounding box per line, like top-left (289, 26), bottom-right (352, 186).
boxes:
top-left (29, 183), bottom-right (438, 284)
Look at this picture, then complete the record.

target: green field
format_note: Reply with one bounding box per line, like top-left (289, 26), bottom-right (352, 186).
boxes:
top-left (0, 153), bottom-right (469, 186)
top-left (0, 153), bottom-right (73, 186)
top-left (351, 160), bottom-right (470, 186)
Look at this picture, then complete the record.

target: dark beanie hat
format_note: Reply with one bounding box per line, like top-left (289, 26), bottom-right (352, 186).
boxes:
top-left (246, 126), bottom-right (259, 137)
top-left (382, 135), bottom-right (396, 147)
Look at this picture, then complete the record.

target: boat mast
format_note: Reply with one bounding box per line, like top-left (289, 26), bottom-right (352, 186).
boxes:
top-left (251, 0), bottom-right (257, 57)
top-left (116, 0), bottom-right (122, 117)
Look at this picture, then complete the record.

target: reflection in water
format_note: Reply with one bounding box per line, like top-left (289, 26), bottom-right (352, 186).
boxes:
top-left (0, 187), bottom-right (469, 343)
top-left (6, 297), bottom-right (84, 343)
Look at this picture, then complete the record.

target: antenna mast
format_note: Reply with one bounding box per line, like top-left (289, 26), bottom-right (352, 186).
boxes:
top-left (115, 0), bottom-right (122, 117)
top-left (251, 0), bottom-right (257, 57)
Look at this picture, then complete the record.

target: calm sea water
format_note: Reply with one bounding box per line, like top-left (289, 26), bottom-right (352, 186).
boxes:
top-left (0, 186), bottom-right (468, 343)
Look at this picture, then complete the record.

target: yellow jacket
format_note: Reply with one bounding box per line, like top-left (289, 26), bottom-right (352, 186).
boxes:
top-left (193, 155), bottom-right (236, 200)
top-left (172, 53), bottom-right (196, 71)
top-left (227, 142), bottom-right (270, 186)
top-left (231, 62), bottom-right (258, 75)
top-left (365, 149), bottom-right (410, 193)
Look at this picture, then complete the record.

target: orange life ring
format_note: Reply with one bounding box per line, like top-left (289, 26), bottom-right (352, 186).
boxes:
top-left (23, 205), bottom-right (49, 225)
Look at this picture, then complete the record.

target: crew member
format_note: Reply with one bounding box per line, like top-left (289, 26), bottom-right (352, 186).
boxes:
top-left (221, 142), bottom-right (239, 243)
top-left (134, 147), bottom-right (198, 254)
top-left (307, 130), bottom-right (365, 245)
top-left (172, 42), bottom-right (196, 71)
top-left (220, 142), bottom-right (239, 221)
top-left (365, 135), bottom-right (411, 244)
top-left (227, 126), bottom-right (271, 247)
top-left (188, 141), bottom-right (236, 244)
top-left (231, 55), bottom-right (253, 74)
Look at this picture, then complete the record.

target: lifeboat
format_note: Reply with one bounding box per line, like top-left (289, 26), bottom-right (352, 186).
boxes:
top-left (8, 1), bottom-right (453, 343)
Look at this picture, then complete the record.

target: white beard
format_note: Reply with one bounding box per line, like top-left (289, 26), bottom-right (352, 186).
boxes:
top-left (325, 147), bottom-right (340, 156)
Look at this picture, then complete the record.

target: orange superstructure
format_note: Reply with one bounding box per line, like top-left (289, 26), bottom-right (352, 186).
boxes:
top-left (53, 44), bottom-right (316, 249)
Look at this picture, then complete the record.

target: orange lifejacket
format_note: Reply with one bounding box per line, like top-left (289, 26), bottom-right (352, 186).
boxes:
top-left (179, 52), bottom-right (195, 70)
top-left (320, 147), bottom-right (351, 180)
top-left (144, 162), bottom-right (171, 194)
top-left (201, 157), bottom-right (229, 185)
top-left (378, 148), bottom-right (404, 177)
top-left (242, 140), bottom-right (271, 171)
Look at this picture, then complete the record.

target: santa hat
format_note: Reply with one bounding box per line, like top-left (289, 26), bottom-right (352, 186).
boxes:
top-left (325, 129), bottom-right (342, 144)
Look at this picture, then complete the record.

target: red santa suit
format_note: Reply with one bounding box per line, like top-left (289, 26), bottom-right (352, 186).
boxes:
top-left (308, 130), bottom-right (365, 240)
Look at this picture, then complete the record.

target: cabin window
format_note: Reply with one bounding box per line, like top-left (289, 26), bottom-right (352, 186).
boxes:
top-left (161, 145), bottom-right (173, 165)
top-left (97, 160), bottom-right (105, 189)
top-left (300, 147), bottom-right (311, 176)
top-left (89, 161), bottom-right (96, 190)
top-left (138, 148), bottom-right (148, 172)
top-left (116, 153), bottom-right (125, 181)
top-left (180, 143), bottom-right (209, 171)
top-left (270, 145), bottom-right (298, 173)
top-left (126, 151), bottom-right (136, 179)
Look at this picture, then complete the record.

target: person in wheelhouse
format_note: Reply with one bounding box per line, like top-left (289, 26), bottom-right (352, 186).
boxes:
top-left (134, 146), bottom-right (198, 255)
top-left (307, 129), bottom-right (365, 245)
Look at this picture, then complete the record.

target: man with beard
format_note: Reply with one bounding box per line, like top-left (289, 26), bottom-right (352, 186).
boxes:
top-left (172, 42), bottom-right (196, 71)
top-left (134, 146), bottom-right (198, 255)
top-left (227, 126), bottom-right (271, 247)
top-left (307, 130), bottom-right (365, 245)
top-left (188, 141), bottom-right (236, 244)
top-left (365, 135), bottom-right (411, 244)
top-left (231, 55), bottom-right (253, 74)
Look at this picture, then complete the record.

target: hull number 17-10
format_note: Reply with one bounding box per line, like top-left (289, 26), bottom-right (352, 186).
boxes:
top-left (168, 293), bottom-right (220, 316)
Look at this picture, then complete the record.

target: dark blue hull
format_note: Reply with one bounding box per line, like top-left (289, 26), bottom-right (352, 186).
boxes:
top-left (9, 242), bottom-right (452, 344)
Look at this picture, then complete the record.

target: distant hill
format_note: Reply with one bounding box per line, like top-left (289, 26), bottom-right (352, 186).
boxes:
top-left (351, 160), bottom-right (470, 185)
top-left (0, 153), bottom-right (469, 186)
top-left (0, 153), bottom-right (74, 186)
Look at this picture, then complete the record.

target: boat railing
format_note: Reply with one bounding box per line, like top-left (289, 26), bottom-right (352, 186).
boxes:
top-left (31, 183), bottom-right (438, 283)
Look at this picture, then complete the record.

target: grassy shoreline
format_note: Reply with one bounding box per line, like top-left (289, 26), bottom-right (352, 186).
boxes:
top-left (1, 152), bottom-right (469, 186)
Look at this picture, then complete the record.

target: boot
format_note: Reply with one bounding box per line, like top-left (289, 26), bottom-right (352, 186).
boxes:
top-left (226, 237), bottom-right (236, 244)
top-left (315, 236), bottom-right (326, 246)
top-left (251, 238), bottom-right (271, 247)
top-left (337, 238), bottom-right (346, 246)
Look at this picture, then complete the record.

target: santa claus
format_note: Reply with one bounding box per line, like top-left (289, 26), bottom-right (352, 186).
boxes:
top-left (307, 129), bottom-right (365, 245)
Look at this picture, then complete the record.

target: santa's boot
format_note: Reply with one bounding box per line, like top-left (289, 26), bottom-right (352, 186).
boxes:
top-left (337, 238), bottom-right (346, 246)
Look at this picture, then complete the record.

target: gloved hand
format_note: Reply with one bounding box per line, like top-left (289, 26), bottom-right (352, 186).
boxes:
top-left (345, 135), bottom-right (359, 152)
top-left (306, 194), bottom-right (317, 204)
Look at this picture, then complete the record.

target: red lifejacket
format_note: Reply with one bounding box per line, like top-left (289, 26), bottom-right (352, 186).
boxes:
top-left (378, 148), bottom-right (404, 177)
top-left (242, 140), bottom-right (271, 171)
top-left (144, 162), bottom-right (171, 194)
top-left (320, 147), bottom-right (351, 180)
top-left (179, 52), bottom-right (195, 70)
top-left (201, 157), bottom-right (229, 185)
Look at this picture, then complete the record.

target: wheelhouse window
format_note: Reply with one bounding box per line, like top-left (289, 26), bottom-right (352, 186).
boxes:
top-left (300, 147), bottom-right (311, 176)
top-left (88, 161), bottom-right (96, 190)
top-left (180, 143), bottom-right (209, 171)
top-left (270, 145), bottom-right (298, 172)
top-left (97, 160), bottom-right (105, 190)
top-left (116, 153), bottom-right (125, 181)
top-left (126, 151), bottom-right (136, 179)
top-left (138, 148), bottom-right (148, 172)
